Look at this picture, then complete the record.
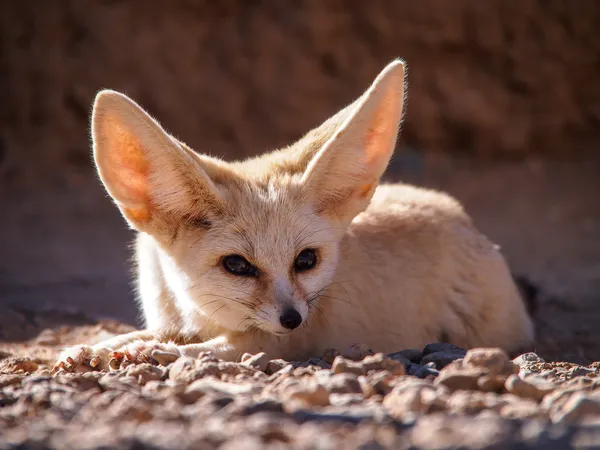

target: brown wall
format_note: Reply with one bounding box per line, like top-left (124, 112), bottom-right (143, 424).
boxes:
top-left (2, 1), bottom-right (600, 189)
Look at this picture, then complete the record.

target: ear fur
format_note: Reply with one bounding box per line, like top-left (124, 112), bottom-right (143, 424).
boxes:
top-left (301, 59), bottom-right (406, 224)
top-left (91, 90), bottom-right (224, 231)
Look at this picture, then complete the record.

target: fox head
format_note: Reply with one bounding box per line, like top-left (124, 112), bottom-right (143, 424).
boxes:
top-left (91, 60), bottom-right (406, 335)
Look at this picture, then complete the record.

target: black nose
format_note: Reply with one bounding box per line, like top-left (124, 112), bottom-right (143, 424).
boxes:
top-left (279, 308), bottom-right (302, 330)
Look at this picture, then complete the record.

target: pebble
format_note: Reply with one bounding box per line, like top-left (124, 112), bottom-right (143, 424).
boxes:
top-left (241, 352), bottom-right (270, 372)
top-left (342, 344), bottom-right (374, 361)
top-left (4, 340), bottom-right (600, 449)
top-left (331, 356), bottom-right (365, 376)
top-left (434, 369), bottom-right (481, 391)
top-left (420, 352), bottom-right (464, 370)
top-left (463, 348), bottom-right (518, 376)
top-left (414, 362), bottom-right (439, 379)
top-left (422, 343), bottom-right (467, 357)
top-left (505, 374), bottom-right (554, 401)
top-left (322, 348), bottom-right (340, 364)
top-left (322, 373), bottom-right (362, 394)
top-left (361, 353), bottom-right (405, 375)
top-left (265, 359), bottom-right (289, 375)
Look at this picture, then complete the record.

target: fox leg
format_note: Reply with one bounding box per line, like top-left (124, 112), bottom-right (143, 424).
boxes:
top-left (53, 329), bottom-right (158, 373)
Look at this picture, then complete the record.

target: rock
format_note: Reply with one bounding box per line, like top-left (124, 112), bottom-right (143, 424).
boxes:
top-left (331, 356), bottom-right (365, 376)
top-left (265, 359), bottom-right (289, 375)
top-left (434, 369), bottom-right (481, 392)
top-left (34, 328), bottom-right (60, 346)
top-left (500, 400), bottom-right (547, 420)
top-left (420, 352), bottom-right (464, 370)
top-left (570, 366), bottom-right (595, 378)
top-left (0, 357), bottom-right (38, 374)
top-left (422, 343), bottom-right (467, 357)
top-left (283, 380), bottom-right (330, 408)
top-left (328, 393), bottom-right (365, 406)
top-left (505, 374), bottom-right (554, 401)
top-left (186, 377), bottom-right (260, 399)
top-left (463, 348), bottom-right (518, 376)
top-left (551, 392), bottom-right (600, 423)
top-left (169, 356), bottom-right (256, 384)
top-left (322, 373), bottom-right (362, 395)
top-left (383, 381), bottom-right (446, 419)
top-left (394, 349), bottom-right (423, 364)
top-left (477, 375), bottom-right (507, 393)
top-left (0, 374), bottom-right (24, 388)
top-left (367, 371), bottom-right (395, 396)
top-left (322, 348), bottom-right (340, 365)
top-left (414, 362), bottom-right (440, 379)
top-left (512, 352), bottom-right (545, 368)
top-left (241, 352), bottom-right (269, 372)
top-left (361, 353), bottom-right (405, 375)
top-left (124, 363), bottom-right (165, 385)
top-left (386, 352), bottom-right (412, 368)
top-left (342, 344), bottom-right (374, 361)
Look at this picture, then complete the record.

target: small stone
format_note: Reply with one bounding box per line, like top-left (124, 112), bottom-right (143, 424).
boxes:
top-left (34, 328), bottom-right (60, 346)
top-left (124, 363), bottom-right (165, 385)
top-left (552, 392), bottom-right (600, 423)
top-left (283, 380), bottom-right (330, 408)
top-left (386, 352), bottom-right (412, 368)
top-left (0, 374), bottom-right (23, 388)
top-left (0, 357), bottom-right (38, 374)
top-left (505, 374), bottom-right (554, 401)
top-left (241, 352), bottom-right (269, 372)
top-left (477, 375), bottom-right (506, 393)
top-left (383, 382), bottom-right (446, 419)
top-left (265, 359), bottom-right (289, 375)
top-left (322, 373), bottom-right (362, 394)
top-left (396, 349), bottom-right (423, 364)
top-left (422, 343), bottom-right (467, 357)
top-left (420, 352), bottom-right (464, 370)
top-left (463, 348), bottom-right (518, 376)
top-left (500, 400), bottom-right (546, 420)
top-left (331, 356), bottom-right (365, 376)
top-left (361, 353), bottom-right (405, 375)
top-left (414, 362), bottom-right (439, 379)
top-left (570, 366), bottom-right (595, 378)
top-left (512, 352), bottom-right (545, 368)
top-left (434, 369), bottom-right (481, 391)
top-left (186, 377), bottom-right (259, 398)
top-left (322, 348), bottom-right (341, 364)
top-left (342, 343), bottom-right (374, 361)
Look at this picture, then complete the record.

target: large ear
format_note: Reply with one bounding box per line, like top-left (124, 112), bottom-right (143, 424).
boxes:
top-left (300, 59), bottom-right (406, 225)
top-left (91, 90), bottom-right (224, 232)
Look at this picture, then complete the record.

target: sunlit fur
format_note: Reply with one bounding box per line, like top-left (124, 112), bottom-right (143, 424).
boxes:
top-left (56, 60), bottom-right (534, 367)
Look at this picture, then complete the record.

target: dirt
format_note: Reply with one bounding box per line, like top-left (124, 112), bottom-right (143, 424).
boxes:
top-left (1, 323), bottom-right (600, 449)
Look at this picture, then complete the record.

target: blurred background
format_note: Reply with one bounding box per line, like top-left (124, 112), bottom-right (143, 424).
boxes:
top-left (0, 1), bottom-right (599, 361)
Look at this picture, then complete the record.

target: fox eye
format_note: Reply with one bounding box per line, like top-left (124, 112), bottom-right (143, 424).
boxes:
top-left (222, 255), bottom-right (259, 277)
top-left (295, 248), bottom-right (317, 272)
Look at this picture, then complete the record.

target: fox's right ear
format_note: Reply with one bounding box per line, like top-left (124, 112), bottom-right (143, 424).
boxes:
top-left (91, 90), bottom-right (223, 232)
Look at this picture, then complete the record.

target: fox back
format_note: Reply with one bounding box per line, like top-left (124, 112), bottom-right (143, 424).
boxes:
top-left (90, 60), bottom-right (534, 360)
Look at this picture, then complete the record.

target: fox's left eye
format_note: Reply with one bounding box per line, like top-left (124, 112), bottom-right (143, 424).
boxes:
top-left (295, 248), bottom-right (317, 272)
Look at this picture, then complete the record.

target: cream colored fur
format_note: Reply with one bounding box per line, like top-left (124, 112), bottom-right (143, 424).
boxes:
top-left (55, 60), bottom-right (534, 370)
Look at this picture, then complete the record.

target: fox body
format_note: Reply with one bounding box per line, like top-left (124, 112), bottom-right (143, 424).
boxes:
top-left (56, 60), bottom-right (534, 370)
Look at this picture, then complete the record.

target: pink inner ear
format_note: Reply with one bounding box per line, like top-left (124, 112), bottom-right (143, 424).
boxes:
top-left (363, 91), bottom-right (400, 168)
top-left (103, 115), bottom-right (150, 205)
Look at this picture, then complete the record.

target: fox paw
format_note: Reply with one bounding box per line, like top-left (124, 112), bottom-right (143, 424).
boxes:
top-left (118, 340), bottom-right (182, 367)
top-left (53, 345), bottom-right (114, 374)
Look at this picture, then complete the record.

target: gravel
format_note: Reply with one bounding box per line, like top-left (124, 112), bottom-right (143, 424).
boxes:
top-left (1, 328), bottom-right (600, 449)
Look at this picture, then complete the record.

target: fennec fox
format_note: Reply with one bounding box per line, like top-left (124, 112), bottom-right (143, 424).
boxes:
top-left (55, 60), bottom-right (534, 371)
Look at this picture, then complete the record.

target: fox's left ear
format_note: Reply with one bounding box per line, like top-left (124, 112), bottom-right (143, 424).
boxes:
top-left (301, 59), bottom-right (406, 225)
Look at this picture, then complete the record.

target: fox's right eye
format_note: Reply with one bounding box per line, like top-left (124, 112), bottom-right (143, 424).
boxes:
top-left (222, 255), bottom-right (259, 277)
